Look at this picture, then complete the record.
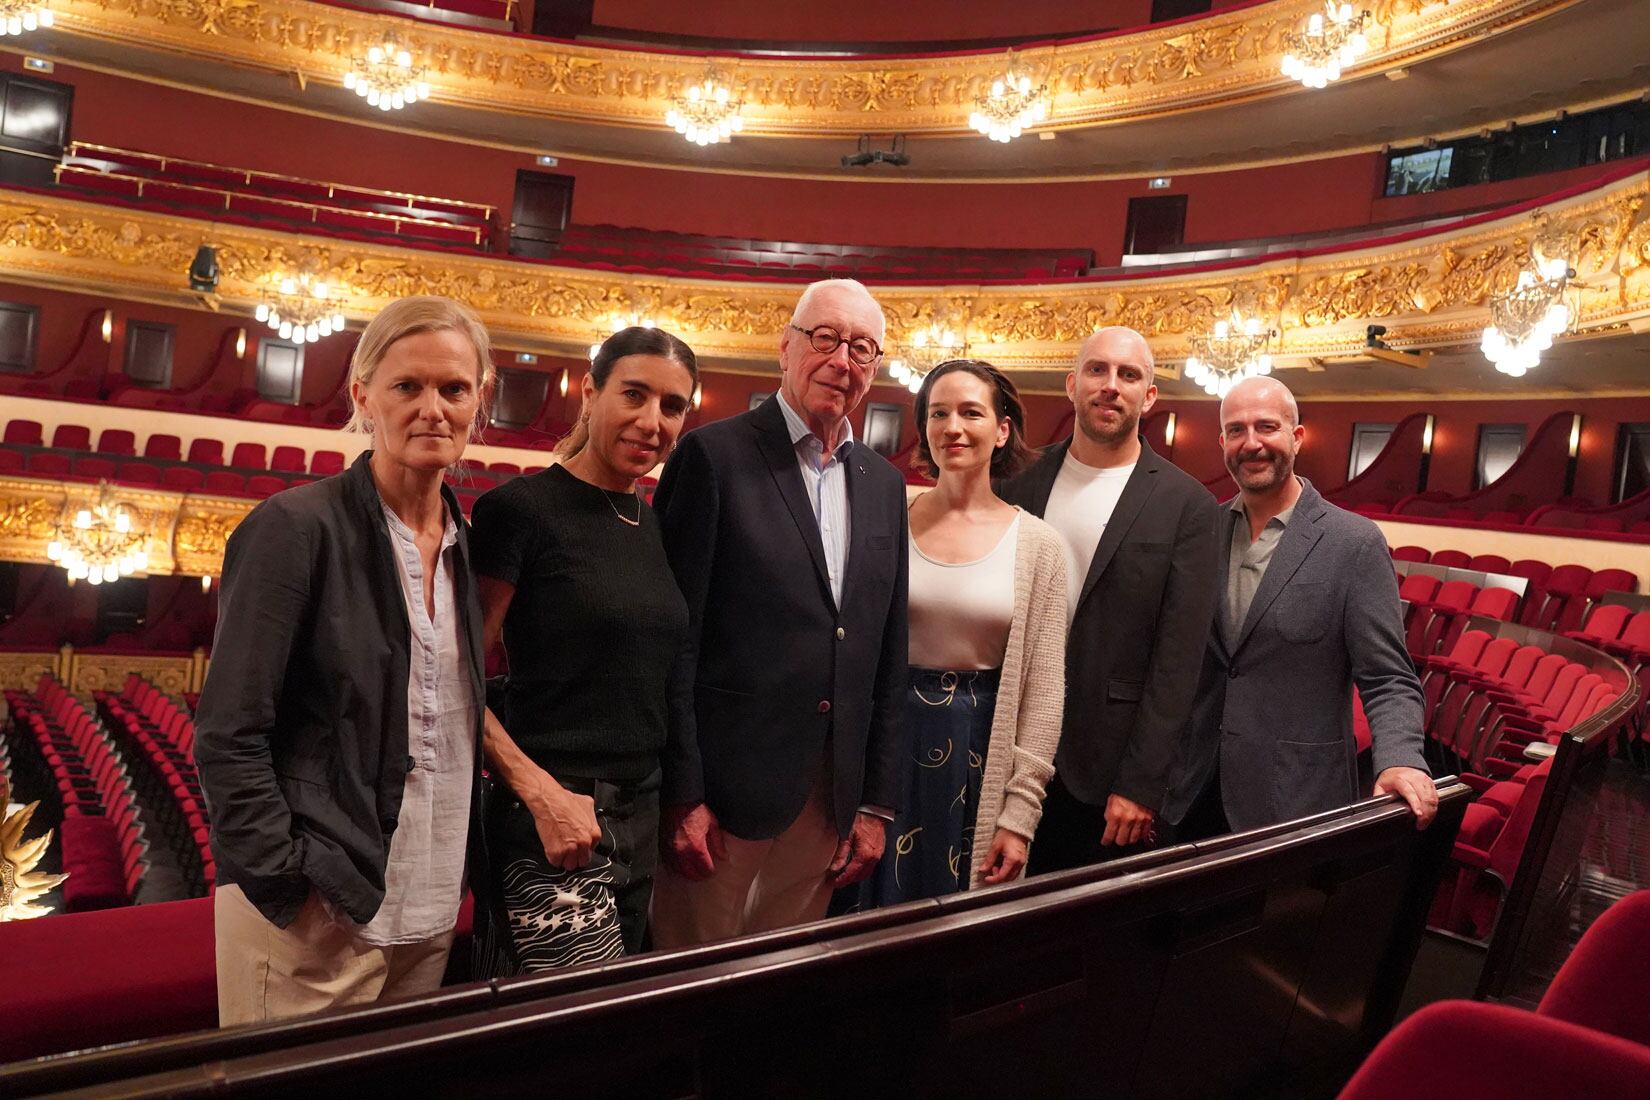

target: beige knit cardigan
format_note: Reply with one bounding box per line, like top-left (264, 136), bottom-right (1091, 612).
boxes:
top-left (962, 509), bottom-right (1069, 888)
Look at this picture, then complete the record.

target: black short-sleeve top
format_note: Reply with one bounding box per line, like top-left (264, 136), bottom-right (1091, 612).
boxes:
top-left (469, 464), bottom-right (689, 783)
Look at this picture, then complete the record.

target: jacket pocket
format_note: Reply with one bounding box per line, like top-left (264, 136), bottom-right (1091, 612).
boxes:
top-left (1107, 678), bottom-right (1145, 703)
top-left (1270, 738), bottom-right (1346, 819)
top-left (1273, 582), bottom-right (1329, 644)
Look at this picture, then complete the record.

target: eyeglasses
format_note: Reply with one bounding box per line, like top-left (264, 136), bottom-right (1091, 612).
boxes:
top-left (789, 324), bottom-right (883, 366)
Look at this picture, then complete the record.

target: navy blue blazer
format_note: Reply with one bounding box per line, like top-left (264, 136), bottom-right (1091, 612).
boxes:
top-left (653, 395), bottom-right (910, 840)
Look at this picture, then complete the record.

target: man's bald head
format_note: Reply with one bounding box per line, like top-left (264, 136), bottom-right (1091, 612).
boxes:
top-left (1219, 376), bottom-right (1298, 428)
top-left (1077, 326), bottom-right (1155, 385)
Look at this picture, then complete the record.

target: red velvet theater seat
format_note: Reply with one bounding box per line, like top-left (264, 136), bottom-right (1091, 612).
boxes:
top-left (230, 442), bottom-right (268, 470)
top-left (50, 423), bottom-right (92, 450)
top-left (143, 433), bottom-right (183, 461)
top-left (186, 438), bottom-right (225, 466)
top-left (97, 428), bottom-right (138, 457)
top-left (162, 466), bottom-right (206, 491)
top-left (1337, 1001), bottom-right (1650, 1100)
top-left (310, 449), bottom-right (346, 476)
top-left (1537, 890), bottom-right (1650, 1046)
top-left (270, 444), bottom-right (307, 473)
top-left (3, 419), bottom-right (44, 446)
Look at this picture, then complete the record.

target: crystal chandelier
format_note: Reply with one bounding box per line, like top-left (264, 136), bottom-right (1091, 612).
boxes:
top-left (254, 273), bottom-right (346, 345)
top-left (970, 62), bottom-right (1049, 143)
top-left (886, 325), bottom-right (964, 394)
top-left (1280, 2), bottom-right (1371, 89)
top-left (1184, 312), bottom-right (1276, 396)
top-left (1480, 256), bottom-right (1572, 377)
top-left (0, 0), bottom-right (52, 37)
top-left (46, 483), bottom-right (147, 586)
top-left (665, 77), bottom-right (744, 146)
top-left (344, 33), bottom-right (431, 112)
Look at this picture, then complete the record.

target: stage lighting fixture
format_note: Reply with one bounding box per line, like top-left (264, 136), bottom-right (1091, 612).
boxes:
top-left (188, 245), bottom-right (220, 292)
top-left (841, 135), bottom-right (910, 169)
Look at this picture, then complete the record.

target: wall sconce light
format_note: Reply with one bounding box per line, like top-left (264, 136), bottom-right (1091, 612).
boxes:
top-left (1163, 411), bottom-right (1177, 447)
top-left (234, 327), bottom-right (247, 358)
top-left (558, 371), bottom-right (570, 398)
top-left (692, 382), bottom-right (703, 411)
top-left (1567, 414), bottom-right (1582, 458)
top-left (201, 575), bottom-right (213, 593)
top-left (1421, 414), bottom-right (1435, 455)
top-left (100, 309), bottom-right (113, 343)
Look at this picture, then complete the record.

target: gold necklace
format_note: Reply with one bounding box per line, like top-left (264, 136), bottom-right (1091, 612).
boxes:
top-left (604, 489), bottom-right (641, 526)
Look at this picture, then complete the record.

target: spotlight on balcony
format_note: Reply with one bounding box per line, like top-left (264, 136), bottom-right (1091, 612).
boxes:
top-left (188, 245), bottom-right (220, 293)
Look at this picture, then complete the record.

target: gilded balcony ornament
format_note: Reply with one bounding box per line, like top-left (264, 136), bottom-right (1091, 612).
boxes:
top-left (48, 0), bottom-right (1581, 137)
top-left (0, 799), bottom-right (68, 922)
top-left (0, 494), bottom-right (58, 539)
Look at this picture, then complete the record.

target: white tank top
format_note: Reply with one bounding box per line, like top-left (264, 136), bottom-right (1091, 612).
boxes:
top-left (907, 511), bottom-right (1019, 671)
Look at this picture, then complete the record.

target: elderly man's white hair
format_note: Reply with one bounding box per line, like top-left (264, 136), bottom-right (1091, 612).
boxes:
top-left (1078, 326), bottom-right (1155, 383)
top-left (1220, 376), bottom-right (1301, 427)
top-left (790, 278), bottom-right (886, 337)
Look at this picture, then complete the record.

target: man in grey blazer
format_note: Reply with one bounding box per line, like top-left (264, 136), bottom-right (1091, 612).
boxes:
top-left (1162, 377), bottom-right (1437, 836)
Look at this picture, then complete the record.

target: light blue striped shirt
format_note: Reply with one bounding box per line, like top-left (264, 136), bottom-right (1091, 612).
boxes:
top-left (776, 392), bottom-right (853, 607)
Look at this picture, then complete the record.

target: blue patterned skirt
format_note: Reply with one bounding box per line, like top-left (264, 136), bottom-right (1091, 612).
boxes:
top-left (851, 667), bottom-right (999, 911)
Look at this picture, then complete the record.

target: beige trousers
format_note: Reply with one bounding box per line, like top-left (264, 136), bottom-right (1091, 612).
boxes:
top-left (650, 765), bottom-right (842, 949)
top-left (214, 883), bottom-right (454, 1027)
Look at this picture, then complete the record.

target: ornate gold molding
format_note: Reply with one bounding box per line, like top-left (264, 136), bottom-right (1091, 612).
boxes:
top-left (0, 476), bottom-right (251, 577)
top-left (1, 167), bottom-right (1647, 371)
top-left (50, 0), bottom-right (1576, 137)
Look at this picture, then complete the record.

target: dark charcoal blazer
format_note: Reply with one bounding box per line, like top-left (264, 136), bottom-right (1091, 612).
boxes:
top-left (998, 438), bottom-right (1222, 815)
top-left (1160, 478), bottom-right (1429, 831)
top-left (654, 395), bottom-right (909, 840)
top-left (195, 452), bottom-right (487, 928)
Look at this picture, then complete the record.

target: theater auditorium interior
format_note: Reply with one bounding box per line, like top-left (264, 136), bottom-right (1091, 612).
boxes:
top-left (0, 0), bottom-right (1649, 1094)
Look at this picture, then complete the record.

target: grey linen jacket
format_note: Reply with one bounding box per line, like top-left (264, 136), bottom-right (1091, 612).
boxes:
top-left (1161, 477), bottom-right (1429, 831)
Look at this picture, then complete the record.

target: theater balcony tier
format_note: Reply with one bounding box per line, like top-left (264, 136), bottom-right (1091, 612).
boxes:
top-left (2, 162), bottom-right (1649, 395)
top-left (30, 0), bottom-right (1650, 179)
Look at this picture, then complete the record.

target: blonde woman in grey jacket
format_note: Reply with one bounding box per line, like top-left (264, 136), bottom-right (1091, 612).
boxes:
top-left (848, 360), bottom-right (1068, 910)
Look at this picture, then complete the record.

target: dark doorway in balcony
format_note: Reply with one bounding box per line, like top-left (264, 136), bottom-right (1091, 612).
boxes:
top-left (1124, 194), bottom-right (1188, 256)
top-left (0, 72), bottom-right (72, 188)
top-left (509, 170), bottom-right (576, 259)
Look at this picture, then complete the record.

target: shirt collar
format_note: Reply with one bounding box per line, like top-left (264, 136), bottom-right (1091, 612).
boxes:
top-left (776, 391), bottom-right (854, 460)
top-left (1229, 477), bottom-right (1302, 529)
top-left (380, 497), bottom-right (460, 551)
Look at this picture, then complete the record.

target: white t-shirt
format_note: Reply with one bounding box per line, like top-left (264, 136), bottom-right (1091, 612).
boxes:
top-left (1043, 452), bottom-right (1135, 623)
top-left (908, 511), bottom-right (1019, 670)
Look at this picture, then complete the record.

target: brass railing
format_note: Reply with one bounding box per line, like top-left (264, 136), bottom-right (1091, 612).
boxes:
top-left (55, 162), bottom-right (489, 248)
top-left (64, 142), bottom-right (493, 220)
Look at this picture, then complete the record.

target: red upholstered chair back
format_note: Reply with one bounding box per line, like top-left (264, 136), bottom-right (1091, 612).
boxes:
top-left (1521, 653), bottom-right (1570, 702)
top-left (230, 442), bottom-right (268, 469)
top-left (1576, 603), bottom-right (1631, 643)
top-left (1545, 564), bottom-right (1595, 596)
top-left (1618, 612), bottom-right (1650, 652)
top-left (1390, 545), bottom-right (1430, 563)
top-left (309, 449), bottom-right (346, 476)
top-left (1398, 573), bottom-right (1440, 605)
top-left (97, 429), bottom-right (137, 456)
top-left (1538, 891), bottom-right (1650, 1047)
top-left (0, 449), bottom-right (21, 474)
top-left (4, 418), bottom-right (44, 446)
top-left (1500, 645), bottom-right (1545, 690)
top-left (1468, 586), bottom-right (1519, 623)
top-left (270, 444), bottom-right (307, 472)
top-left (1587, 569), bottom-right (1638, 600)
top-left (161, 466), bottom-right (206, 490)
top-left (143, 433), bottom-right (183, 460)
top-left (50, 424), bottom-right (91, 450)
top-left (1431, 549), bottom-right (1472, 568)
top-left (186, 438), bottom-right (224, 466)
top-left (1468, 554), bottom-right (1512, 574)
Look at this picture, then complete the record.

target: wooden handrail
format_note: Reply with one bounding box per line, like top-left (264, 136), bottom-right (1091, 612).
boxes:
top-left (54, 163), bottom-right (486, 247)
top-left (64, 141), bottom-right (493, 219)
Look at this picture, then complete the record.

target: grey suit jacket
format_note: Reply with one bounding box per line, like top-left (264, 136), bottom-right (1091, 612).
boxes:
top-left (1160, 477), bottom-right (1428, 831)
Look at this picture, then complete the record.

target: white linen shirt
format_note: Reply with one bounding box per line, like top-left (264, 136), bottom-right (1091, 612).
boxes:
top-left (348, 501), bottom-right (476, 946)
top-left (776, 392), bottom-right (853, 607)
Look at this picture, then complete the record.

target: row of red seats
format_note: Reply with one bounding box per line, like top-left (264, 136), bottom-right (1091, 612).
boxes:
top-left (96, 675), bottom-right (214, 893)
top-left (1392, 549), bottom-right (1637, 634)
top-left (1342, 890), bottom-right (1650, 1100)
top-left (1398, 573), bottom-right (1519, 660)
top-left (3, 676), bottom-right (144, 909)
top-left (1357, 497), bottom-right (1650, 536)
top-left (1419, 623), bottom-right (1636, 938)
top-left (3, 419), bottom-right (345, 473)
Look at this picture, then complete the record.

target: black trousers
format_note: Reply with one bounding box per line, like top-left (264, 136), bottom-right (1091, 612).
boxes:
top-left (1026, 773), bottom-right (1160, 876)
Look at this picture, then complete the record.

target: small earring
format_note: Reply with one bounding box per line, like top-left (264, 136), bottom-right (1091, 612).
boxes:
top-left (362, 419), bottom-right (375, 434)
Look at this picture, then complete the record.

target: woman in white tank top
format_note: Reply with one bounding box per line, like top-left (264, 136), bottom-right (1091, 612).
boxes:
top-left (845, 361), bottom-right (1069, 911)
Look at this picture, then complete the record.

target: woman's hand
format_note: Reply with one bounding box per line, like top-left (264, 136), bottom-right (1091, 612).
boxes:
top-left (524, 772), bottom-right (603, 870)
top-left (980, 828), bottom-right (1030, 885)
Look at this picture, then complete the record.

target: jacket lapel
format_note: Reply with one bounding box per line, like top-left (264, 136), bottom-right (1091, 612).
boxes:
top-left (1075, 439), bottom-right (1161, 616)
top-left (1213, 506), bottom-right (1240, 659)
top-left (1231, 480), bottom-right (1327, 656)
top-left (752, 396), bottom-right (834, 607)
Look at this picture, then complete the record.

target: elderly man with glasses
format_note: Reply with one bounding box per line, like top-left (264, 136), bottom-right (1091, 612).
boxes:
top-left (650, 279), bottom-right (911, 945)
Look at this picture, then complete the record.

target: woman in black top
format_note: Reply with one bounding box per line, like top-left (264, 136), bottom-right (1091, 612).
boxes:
top-left (470, 326), bottom-right (696, 972)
